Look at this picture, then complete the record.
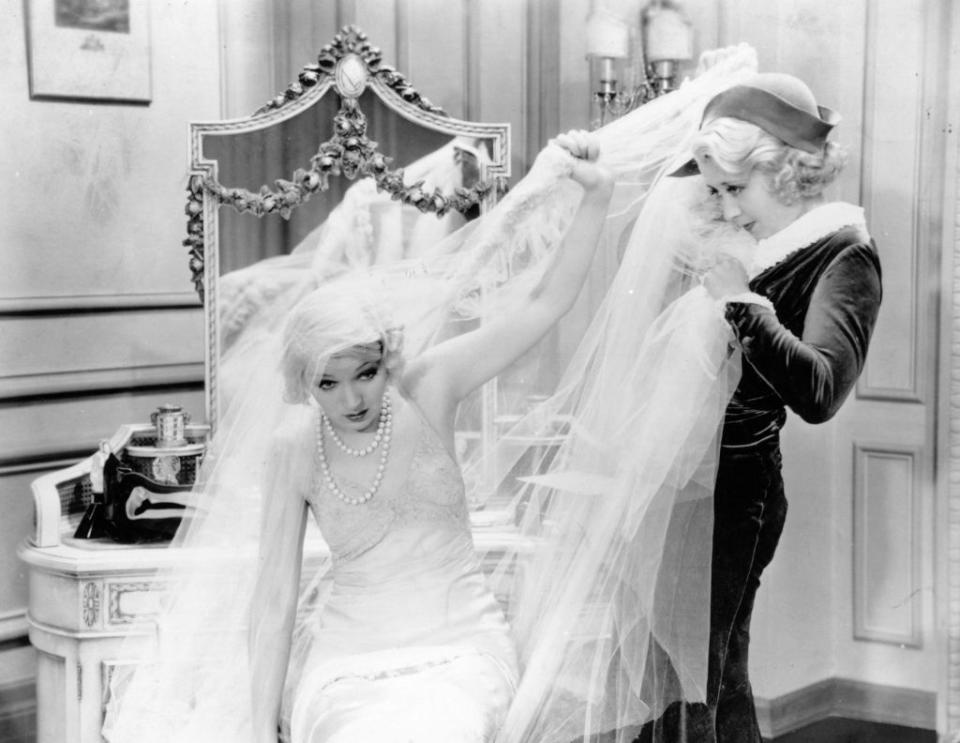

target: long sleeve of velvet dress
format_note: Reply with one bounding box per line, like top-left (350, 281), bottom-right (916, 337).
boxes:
top-left (721, 204), bottom-right (883, 448)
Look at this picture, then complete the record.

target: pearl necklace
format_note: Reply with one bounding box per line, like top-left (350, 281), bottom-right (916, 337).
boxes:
top-left (316, 393), bottom-right (393, 506)
top-left (322, 393), bottom-right (391, 456)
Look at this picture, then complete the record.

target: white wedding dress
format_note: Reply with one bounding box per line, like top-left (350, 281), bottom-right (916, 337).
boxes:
top-left (280, 400), bottom-right (517, 742)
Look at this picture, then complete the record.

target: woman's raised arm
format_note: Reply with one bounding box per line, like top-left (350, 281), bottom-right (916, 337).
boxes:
top-left (404, 130), bottom-right (614, 421)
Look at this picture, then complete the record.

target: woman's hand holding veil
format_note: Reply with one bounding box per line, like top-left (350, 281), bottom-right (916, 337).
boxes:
top-left (550, 129), bottom-right (614, 193)
top-left (703, 254), bottom-right (750, 299)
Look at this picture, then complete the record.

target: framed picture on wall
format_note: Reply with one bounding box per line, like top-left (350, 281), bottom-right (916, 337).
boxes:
top-left (25, 0), bottom-right (152, 103)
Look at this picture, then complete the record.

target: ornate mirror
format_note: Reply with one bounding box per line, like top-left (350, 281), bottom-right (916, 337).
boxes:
top-left (184, 26), bottom-right (510, 427)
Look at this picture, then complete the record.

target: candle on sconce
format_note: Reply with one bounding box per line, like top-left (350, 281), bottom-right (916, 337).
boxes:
top-left (599, 57), bottom-right (616, 84)
top-left (586, 9), bottom-right (630, 59)
top-left (643, 2), bottom-right (693, 63)
top-left (586, 9), bottom-right (629, 103)
top-left (585, 1), bottom-right (694, 122)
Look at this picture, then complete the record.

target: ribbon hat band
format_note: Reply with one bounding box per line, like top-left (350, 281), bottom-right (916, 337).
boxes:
top-left (702, 84), bottom-right (839, 154)
top-left (668, 80), bottom-right (840, 177)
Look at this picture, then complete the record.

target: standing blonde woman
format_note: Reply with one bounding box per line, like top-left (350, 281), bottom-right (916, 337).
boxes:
top-left (636, 72), bottom-right (882, 743)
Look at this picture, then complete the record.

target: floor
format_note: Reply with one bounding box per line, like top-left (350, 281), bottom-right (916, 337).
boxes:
top-left (770, 717), bottom-right (937, 743)
top-left (0, 713), bottom-right (940, 743)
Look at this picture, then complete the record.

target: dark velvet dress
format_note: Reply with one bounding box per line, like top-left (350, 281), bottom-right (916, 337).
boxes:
top-left (711, 206), bottom-right (882, 742)
top-left (635, 203), bottom-right (882, 743)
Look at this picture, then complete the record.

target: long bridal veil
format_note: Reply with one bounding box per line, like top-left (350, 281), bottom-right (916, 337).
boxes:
top-left (102, 45), bottom-right (759, 743)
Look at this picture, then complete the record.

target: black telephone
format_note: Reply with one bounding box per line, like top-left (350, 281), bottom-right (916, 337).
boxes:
top-left (73, 405), bottom-right (205, 543)
top-left (74, 452), bottom-right (196, 543)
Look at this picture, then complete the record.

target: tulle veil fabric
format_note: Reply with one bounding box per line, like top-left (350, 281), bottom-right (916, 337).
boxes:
top-left (102, 45), bottom-right (759, 743)
top-left (217, 138), bottom-right (477, 382)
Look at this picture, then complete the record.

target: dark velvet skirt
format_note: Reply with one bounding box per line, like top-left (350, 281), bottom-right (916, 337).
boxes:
top-left (632, 441), bottom-right (788, 743)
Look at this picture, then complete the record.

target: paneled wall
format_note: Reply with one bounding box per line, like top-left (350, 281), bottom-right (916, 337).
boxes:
top-left (0, 0), bottom-right (218, 691)
top-left (1, 0), bottom-right (953, 737)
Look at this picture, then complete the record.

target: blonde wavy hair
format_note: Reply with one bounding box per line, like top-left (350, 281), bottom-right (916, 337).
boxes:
top-left (280, 277), bottom-right (404, 405)
top-left (692, 116), bottom-right (846, 205)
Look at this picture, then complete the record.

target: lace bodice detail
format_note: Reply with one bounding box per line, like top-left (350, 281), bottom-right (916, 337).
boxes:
top-left (307, 410), bottom-right (470, 562)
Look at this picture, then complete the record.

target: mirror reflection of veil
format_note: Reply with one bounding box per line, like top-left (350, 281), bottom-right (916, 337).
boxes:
top-left (218, 139), bottom-right (487, 407)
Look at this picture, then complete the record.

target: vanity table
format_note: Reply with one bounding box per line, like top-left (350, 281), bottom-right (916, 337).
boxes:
top-left (18, 420), bottom-right (532, 743)
top-left (19, 420), bottom-right (215, 743)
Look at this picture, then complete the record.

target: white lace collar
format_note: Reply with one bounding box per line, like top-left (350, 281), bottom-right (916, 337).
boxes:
top-left (748, 202), bottom-right (867, 278)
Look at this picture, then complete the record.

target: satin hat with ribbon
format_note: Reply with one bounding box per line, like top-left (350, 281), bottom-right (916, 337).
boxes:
top-left (669, 72), bottom-right (840, 177)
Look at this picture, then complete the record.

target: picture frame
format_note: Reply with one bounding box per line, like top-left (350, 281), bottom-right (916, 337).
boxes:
top-left (25, 0), bottom-right (152, 103)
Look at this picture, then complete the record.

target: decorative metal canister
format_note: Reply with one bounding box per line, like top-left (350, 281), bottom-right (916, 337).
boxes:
top-left (151, 404), bottom-right (190, 448)
top-left (126, 405), bottom-right (204, 486)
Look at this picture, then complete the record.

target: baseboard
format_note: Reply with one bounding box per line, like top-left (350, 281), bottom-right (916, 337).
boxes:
top-left (0, 669), bottom-right (939, 743)
top-left (755, 677), bottom-right (937, 738)
top-left (0, 679), bottom-right (35, 743)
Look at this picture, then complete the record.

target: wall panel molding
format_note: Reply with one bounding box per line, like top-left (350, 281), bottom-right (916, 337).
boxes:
top-left (0, 363), bottom-right (203, 401)
top-left (856, 0), bottom-right (925, 402)
top-left (852, 443), bottom-right (922, 647)
top-left (0, 458), bottom-right (80, 478)
top-left (0, 293), bottom-right (199, 314)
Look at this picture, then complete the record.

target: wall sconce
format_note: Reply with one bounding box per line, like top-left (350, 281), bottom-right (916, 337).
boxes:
top-left (586, 0), bottom-right (693, 126)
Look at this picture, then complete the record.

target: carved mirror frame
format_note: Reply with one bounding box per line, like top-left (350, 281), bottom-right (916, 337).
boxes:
top-left (184, 26), bottom-right (510, 427)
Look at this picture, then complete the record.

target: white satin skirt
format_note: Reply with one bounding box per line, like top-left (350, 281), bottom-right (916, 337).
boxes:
top-left (287, 526), bottom-right (518, 743)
